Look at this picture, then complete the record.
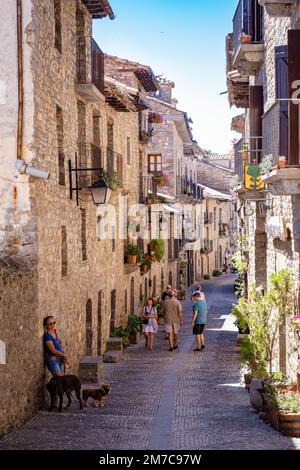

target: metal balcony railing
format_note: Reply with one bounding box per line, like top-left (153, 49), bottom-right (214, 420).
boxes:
top-left (92, 38), bottom-right (105, 94)
top-left (233, 0), bottom-right (263, 55)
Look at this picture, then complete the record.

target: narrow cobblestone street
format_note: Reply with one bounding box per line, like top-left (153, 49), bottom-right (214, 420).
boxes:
top-left (1, 275), bottom-right (300, 451)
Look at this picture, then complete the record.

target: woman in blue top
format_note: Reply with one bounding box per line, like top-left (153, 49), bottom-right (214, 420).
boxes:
top-left (43, 316), bottom-right (68, 376)
top-left (192, 292), bottom-right (207, 352)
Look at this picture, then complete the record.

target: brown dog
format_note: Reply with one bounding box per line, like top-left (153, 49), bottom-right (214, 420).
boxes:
top-left (82, 384), bottom-right (112, 408)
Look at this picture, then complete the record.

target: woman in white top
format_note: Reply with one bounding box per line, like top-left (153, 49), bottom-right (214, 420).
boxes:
top-left (141, 297), bottom-right (158, 351)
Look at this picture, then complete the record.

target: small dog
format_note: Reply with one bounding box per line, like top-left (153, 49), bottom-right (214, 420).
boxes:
top-left (82, 384), bottom-right (112, 408)
top-left (47, 375), bottom-right (83, 412)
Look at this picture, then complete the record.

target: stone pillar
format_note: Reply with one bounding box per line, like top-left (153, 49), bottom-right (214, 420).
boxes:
top-left (79, 356), bottom-right (103, 385)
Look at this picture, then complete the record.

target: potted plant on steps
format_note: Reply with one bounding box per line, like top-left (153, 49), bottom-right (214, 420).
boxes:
top-left (127, 244), bottom-right (139, 264)
top-left (128, 315), bottom-right (142, 345)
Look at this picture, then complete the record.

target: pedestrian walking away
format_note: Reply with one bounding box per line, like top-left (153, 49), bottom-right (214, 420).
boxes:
top-left (192, 292), bottom-right (207, 352)
top-left (141, 298), bottom-right (158, 351)
top-left (162, 291), bottom-right (183, 351)
top-left (43, 316), bottom-right (69, 377)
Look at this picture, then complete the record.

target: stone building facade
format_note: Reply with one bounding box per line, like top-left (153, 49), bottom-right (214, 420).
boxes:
top-left (226, 0), bottom-right (300, 380)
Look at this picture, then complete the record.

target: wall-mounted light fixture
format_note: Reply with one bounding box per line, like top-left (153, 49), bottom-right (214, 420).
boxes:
top-left (68, 153), bottom-right (111, 206)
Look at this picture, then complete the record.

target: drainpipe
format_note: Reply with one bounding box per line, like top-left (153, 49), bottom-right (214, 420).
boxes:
top-left (17, 0), bottom-right (23, 161)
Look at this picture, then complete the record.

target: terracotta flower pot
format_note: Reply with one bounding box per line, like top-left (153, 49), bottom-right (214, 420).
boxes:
top-left (278, 158), bottom-right (286, 169)
top-left (241, 35), bottom-right (251, 44)
top-left (127, 255), bottom-right (137, 265)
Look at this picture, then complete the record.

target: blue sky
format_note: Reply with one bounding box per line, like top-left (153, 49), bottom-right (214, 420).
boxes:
top-left (93, 0), bottom-right (240, 154)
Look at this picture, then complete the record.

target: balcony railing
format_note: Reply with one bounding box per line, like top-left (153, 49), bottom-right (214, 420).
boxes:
top-left (232, 0), bottom-right (264, 74)
top-left (233, 0), bottom-right (263, 53)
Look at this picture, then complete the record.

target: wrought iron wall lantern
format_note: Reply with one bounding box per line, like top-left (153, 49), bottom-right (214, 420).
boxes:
top-left (68, 153), bottom-right (111, 206)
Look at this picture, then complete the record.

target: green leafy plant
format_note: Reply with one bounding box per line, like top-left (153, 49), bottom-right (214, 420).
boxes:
top-left (112, 326), bottom-right (129, 338)
top-left (150, 239), bottom-right (165, 262)
top-left (233, 269), bottom-right (295, 379)
top-left (127, 315), bottom-right (142, 333)
top-left (101, 170), bottom-right (119, 191)
top-left (259, 154), bottom-right (276, 175)
top-left (203, 274), bottom-right (210, 280)
top-left (128, 244), bottom-right (139, 256)
top-left (212, 270), bottom-right (222, 277)
top-left (140, 254), bottom-right (152, 266)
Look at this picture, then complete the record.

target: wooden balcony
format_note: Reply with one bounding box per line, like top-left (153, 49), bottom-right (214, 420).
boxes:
top-left (76, 38), bottom-right (105, 104)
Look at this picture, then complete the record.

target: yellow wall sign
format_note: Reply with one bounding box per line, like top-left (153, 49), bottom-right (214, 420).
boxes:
top-left (244, 165), bottom-right (265, 191)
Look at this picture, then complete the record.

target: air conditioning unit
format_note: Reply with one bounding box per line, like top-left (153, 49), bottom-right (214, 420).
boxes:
top-left (258, 202), bottom-right (267, 217)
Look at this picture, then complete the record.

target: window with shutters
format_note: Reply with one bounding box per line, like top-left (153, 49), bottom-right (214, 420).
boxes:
top-left (288, 30), bottom-right (300, 165)
top-left (275, 45), bottom-right (289, 160)
top-left (54, 0), bottom-right (62, 53)
top-left (148, 154), bottom-right (162, 173)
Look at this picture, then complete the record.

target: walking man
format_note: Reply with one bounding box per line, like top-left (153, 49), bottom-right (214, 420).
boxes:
top-left (192, 292), bottom-right (207, 352)
top-left (162, 291), bottom-right (183, 351)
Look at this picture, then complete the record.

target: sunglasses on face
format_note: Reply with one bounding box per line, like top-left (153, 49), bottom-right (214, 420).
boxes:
top-left (48, 321), bottom-right (56, 327)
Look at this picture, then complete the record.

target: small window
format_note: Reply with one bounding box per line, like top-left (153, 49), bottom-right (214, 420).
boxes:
top-left (148, 154), bottom-right (162, 173)
top-left (54, 0), bottom-right (62, 53)
top-left (127, 137), bottom-right (131, 165)
top-left (56, 105), bottom-right (65, 186)
top-left (81, 209), bottom-right (87, 261)
top-left (61, 226), bottom-right (67, 277)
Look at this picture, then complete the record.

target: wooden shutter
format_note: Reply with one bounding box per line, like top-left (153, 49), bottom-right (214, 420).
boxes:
top-left (275, 46), bottom-right (289, 158)
top-left (288, 30), bottom-right (300, 165)
top-left (249, 85), bottom-right (264, 163)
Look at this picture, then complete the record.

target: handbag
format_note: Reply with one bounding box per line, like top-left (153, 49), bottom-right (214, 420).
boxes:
top-left (143, 318), bottom-right (149, 325)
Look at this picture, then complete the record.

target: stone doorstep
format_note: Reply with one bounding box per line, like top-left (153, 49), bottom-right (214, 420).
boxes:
top-left (103, 350), bottom-right (123, 363)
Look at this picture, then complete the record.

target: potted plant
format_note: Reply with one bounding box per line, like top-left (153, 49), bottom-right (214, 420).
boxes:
top-left (240, 33), bottom-right (251, 44)
top-left (179, 289), bottom-right (187, 301)
top-left (149, 112), bottom-right (164, 124)
top-left (153, 173), bottom-right (169, 187)
top-left (259, 154), bottom-right (275, 177)
top-left (112, 326), bottom-right (130, 349)
top-left (278, 156), bottom-right (286, 169)
top-left (203, 274), bottom-right (210, 280)
top-left (127, 315), bottom-right (142, 345)
top-left (140, 254), bottom-right (152, 272)
top-left (127, 244), bottom-right (139, 264)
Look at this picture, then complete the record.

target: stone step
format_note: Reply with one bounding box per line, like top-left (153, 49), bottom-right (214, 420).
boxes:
top-left (103, 350), bottom-right (123, 363)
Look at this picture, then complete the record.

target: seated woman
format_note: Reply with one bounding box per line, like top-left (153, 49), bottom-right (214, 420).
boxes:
top-left (43, 316), bottom-right (68, 377)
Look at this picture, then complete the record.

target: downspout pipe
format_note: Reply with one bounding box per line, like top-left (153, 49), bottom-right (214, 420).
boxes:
top-left (17, 0), bottom-right (23, 161)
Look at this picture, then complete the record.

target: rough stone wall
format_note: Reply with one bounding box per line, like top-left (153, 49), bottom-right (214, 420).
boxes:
top-left (0, 0), bottom-right (181, 437)
top-left (0, 0), bottom-right (37, 271)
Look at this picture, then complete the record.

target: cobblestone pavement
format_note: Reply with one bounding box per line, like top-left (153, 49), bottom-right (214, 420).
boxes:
top-left (1, 275), bottom-right (300, 450)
